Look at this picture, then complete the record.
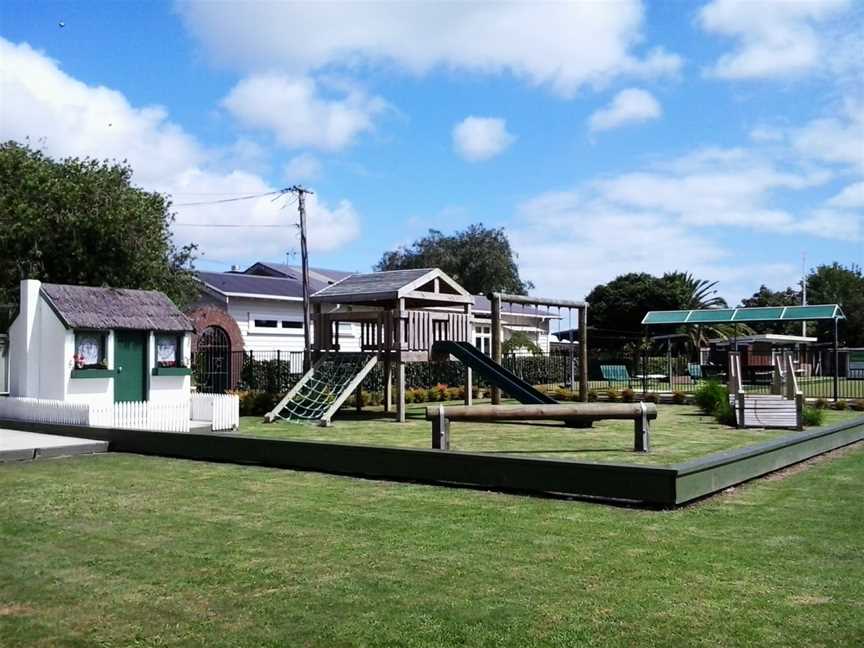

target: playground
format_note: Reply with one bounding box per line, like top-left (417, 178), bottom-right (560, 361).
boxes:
top-left (241, 402), bottom-right (860, 465)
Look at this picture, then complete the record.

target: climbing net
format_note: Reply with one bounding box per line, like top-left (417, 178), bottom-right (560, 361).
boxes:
top-left (272, 354), bottom-right (372, 422)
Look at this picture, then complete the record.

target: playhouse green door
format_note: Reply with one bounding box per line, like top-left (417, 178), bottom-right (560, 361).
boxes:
top-left (115, 331), bottom-right (147, 402)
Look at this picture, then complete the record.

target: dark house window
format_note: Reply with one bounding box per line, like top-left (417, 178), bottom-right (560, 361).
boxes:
top-left (281, 320), bottom-right (303, 329)
top-left (254, 319), bottom-right (279, 328)
top-left (156, 333), bottom-right (183, 367)
top-left (74, 331), bottom-right (107, 369)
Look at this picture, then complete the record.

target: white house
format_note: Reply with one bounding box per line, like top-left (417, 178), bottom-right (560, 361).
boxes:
top-left (6, 280), bottom-right (194, 408)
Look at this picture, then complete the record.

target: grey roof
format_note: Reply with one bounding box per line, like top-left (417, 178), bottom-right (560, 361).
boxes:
top-left (40, 283), bottom-right (192, 331)
top-left (244, 262), bottom-right (354, 285)
top-left (197, 271), bottom-right (306, 298)
top-left (312, 268), bottom-right (473, 305)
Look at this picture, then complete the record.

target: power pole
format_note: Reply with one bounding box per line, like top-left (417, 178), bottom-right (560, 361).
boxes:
top-left (288, 185), bottom-right (314, 371)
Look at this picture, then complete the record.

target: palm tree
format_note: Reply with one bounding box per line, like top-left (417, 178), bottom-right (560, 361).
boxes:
top-left (663, 272), bottom-right (747, 357)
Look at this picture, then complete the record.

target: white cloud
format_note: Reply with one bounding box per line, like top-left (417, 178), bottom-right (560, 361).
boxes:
top-left (588, 88), bottom-right (661, 132)
top-left (222, 74), bottom-right (388, 152)
top-left (452, 117), bottom-right (515, 162)
top-left (791, 100), bottom-right (864, 172)
top-left (698, 0), bottom-right (853, 79)
top-left (507, 143), bottom-right (857, 302)
top-left (284, 153), bottom-right (322, 182)
top-left (178, 1), bottom-right (681, 97)
top-left (827, 181), bottom-right (864, 208)
top-left (0, 37), bottom-right (360, 260)
top-left (510, 191), bottom-right (797, 302)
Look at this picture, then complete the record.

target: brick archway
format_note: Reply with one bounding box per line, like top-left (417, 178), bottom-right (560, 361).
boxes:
top-left (186, 307), bottom-right (244, 352)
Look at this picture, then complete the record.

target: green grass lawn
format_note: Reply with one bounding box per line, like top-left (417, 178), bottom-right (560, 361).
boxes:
top-left (238, 403), bottom-right (861, 465)
top-left (2, 443), bottom-right (863, 647)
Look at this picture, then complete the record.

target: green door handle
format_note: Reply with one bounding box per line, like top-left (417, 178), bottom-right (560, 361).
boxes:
top-left (117, 366), bottom-right (123, 373)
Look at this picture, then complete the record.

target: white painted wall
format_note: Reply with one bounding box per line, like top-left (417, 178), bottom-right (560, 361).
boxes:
top-left (227, 296), bottom-right (360, 353)
top-left (66, 330), bottom-right (113, 407)
top-left (148, 331), bottom-right (192, 403)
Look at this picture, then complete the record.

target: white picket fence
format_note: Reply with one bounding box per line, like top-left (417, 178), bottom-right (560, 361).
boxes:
top-left (90, 401), bottom-right (190, 433)
top-left (0, 394), bottom-right (239, 433)
top-left (0, 397), bottom-right (90, 426)
top-left (190, 393), bottom-right (239, 431)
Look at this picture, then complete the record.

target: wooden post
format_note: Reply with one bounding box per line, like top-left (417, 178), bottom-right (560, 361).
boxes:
top-left (396, 299), bottom-right (406, 423)
top-left (579, 305), bottom-right (588, 402)
top-left (384, 358), bottom-right (392, 413)
top-left (833, 318), bottom-right (839, 403)
top-left (355, 382), bottom-right (363, 413)
top-left (634, 402), bottom-right (650, 452)
top-left (464, 302), bottom-right (473, 406)
top-left (491, 293), bottom-right (502, 404)
top-left (431, 405), bottom-right (449, 450)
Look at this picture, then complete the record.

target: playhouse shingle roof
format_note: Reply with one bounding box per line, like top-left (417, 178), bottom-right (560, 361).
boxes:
top-left (40, 283), bottom-right (193, 331)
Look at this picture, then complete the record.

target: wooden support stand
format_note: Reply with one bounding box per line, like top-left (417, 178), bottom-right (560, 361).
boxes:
top-left (431, 405), bottom-right (450, 450)
top-left (426, 403), bottom-right (656, 453)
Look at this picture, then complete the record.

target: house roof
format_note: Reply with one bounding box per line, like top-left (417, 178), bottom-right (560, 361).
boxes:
top-left (244, 262), bottom-right (353, 286)
top-left (472, 294), bottom-right (555, 318)
top-left (312, 268), bottom-right (474, 306)
top-left (196, 271), bottom-right (305, 300)
top-left (642, 304), bottom-right (845, 326)
top-left (40, 283), bottom-right (193, 331)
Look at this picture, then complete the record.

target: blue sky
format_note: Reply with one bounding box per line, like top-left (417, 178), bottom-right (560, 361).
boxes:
top-left (1, 0), bottom-right (862, 305)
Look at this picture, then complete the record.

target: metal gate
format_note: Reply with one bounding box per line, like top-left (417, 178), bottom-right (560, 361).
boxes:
top-left (196, 326), bottom-right (231, 393)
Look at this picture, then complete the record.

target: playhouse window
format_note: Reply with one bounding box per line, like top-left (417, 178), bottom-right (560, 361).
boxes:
top-left (156, 333), bottom-right (183, 367)
top-left (74, 331), bottom-right (107, 369)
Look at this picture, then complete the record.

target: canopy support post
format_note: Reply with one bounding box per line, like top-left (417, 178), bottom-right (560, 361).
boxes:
top-left (833, 317), bottom-right (839, 403)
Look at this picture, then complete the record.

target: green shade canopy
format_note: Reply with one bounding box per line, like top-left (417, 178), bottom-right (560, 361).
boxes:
top-left (642, 304), bottom-right (845, 326)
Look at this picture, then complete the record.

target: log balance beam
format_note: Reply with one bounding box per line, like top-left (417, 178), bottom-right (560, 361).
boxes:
top-left (426, 403), bottom-right (657, 453)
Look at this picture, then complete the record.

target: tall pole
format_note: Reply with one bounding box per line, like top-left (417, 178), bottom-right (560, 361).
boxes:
top-left (801, 252), bottom-right (807, 338)
top-left (490, 293), bottom-right (502, 405)
top-left (833, 317), bottom-right (839, 403)
top-left (578, 305), bottom-right (588, 402)
top-left (289, 185), bottom-right (314, 372)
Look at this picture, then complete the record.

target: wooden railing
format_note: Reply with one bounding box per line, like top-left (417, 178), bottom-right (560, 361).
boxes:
top-left (320, 309), bottom-right (471, 355)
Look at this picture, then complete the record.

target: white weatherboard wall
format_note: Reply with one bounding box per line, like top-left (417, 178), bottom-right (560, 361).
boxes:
top-left (228, 296), bottom-right (360, 353)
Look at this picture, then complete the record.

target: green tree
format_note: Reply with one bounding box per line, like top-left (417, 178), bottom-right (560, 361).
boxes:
top-left (806, 263), bottom-right (864, 346)
top-left (374, 224), bottom-right (532, 295)
top-left (0, 142), bottom-right (197, 309)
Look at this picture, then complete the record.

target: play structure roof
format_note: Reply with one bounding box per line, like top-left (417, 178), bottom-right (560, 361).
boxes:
top-left (311, 268), bottom-right (474, 307)
top-left (642, 304), bottom-right (845, 326)
top-left (41, 283), bottom-right (193, 331)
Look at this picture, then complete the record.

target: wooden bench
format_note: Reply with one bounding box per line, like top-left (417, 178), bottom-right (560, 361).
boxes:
top-left (425, 403), bottom-right (658, 453)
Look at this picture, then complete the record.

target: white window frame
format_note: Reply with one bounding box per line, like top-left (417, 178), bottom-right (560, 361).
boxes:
top-left (248, 312), bottom-right (306, 336)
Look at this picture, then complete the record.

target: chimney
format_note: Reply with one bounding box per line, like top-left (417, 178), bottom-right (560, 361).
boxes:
top-left (17, 279), bottom-right (42, 396)
top-left (230, 265), bottom-right (240, 272)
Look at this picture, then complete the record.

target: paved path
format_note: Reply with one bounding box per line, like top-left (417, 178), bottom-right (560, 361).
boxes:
top-left (0, 428), bottom-right (108, 463)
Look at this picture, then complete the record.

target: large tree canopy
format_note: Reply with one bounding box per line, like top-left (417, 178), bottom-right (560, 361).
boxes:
top-left (585, 272), bottom-right (726, 336)
top-left (374, 224), bottom-right (532, 295)
top-left (807, 263), bottom-right (864, 346)
top-left (0, 142), bottom-right (197, 310)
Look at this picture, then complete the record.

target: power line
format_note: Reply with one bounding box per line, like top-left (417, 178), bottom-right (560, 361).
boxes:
top-left (173, 223), bottom-right (290, 228)
top-left (172, 189), bottom-right (288, 207)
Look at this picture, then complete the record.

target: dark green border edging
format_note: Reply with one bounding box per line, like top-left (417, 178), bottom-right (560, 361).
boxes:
top-left (0, 417), bottom-right (861, 507)
top-left (151, 367), bottom-right (192, 376)
top-left (70, 369), bottom-right (115, 379)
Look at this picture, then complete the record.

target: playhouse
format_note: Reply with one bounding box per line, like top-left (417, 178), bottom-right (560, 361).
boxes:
top-left (6, 279), bottom-right (194, 407)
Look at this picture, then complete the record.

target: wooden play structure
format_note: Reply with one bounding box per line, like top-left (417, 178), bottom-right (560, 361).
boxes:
top-left (488, 293), bottom-right (589, 402)
top-left (426, 402), bottom-right (657, 452)
top-left (728, 350), bottom-right (804, 429)
top-left (266, 268), bottom-right (475, 425)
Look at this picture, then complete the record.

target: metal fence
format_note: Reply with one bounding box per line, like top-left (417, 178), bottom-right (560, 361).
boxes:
top-left (192, 348), bottom-right (863, 400)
